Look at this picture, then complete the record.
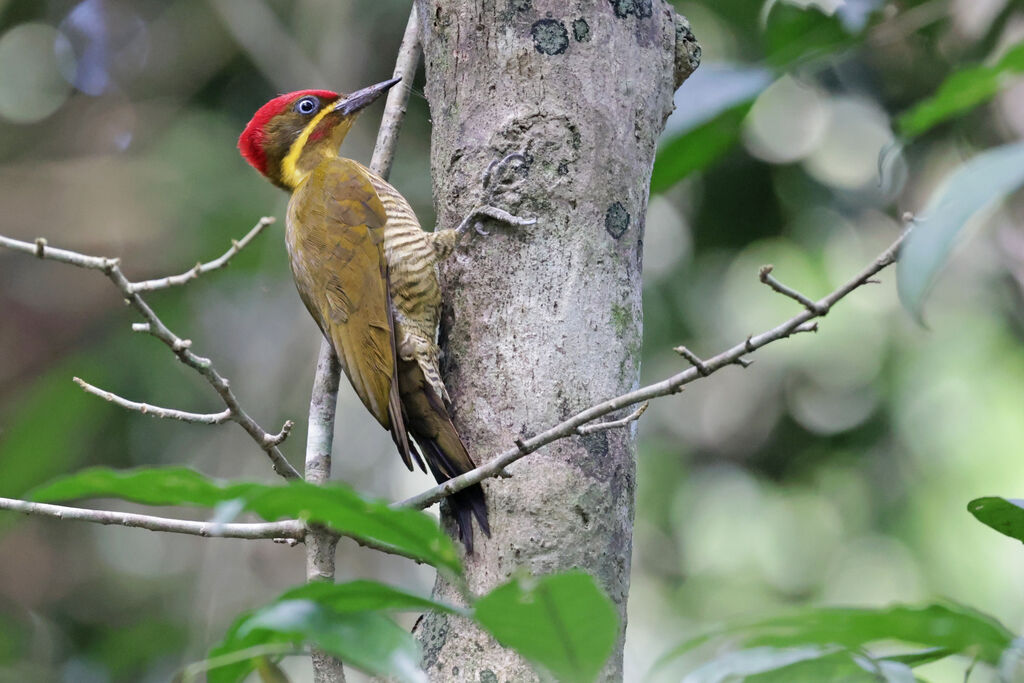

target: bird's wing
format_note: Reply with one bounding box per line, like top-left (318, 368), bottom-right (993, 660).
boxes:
top-left (287, 158), bottom-right (410, 462)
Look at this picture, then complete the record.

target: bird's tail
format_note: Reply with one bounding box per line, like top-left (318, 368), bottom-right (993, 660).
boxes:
top-left (418, 437), bottom-right (491, 553)
top-left (396, 357), bottom-right (490, 553)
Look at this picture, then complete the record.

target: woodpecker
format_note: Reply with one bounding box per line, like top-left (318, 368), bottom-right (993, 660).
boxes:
top-left (237, 78), bottom-right (495, 551)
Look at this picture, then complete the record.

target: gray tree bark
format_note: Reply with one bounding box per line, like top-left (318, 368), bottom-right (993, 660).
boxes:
top-left (412, 1), bottom-right (698, 680)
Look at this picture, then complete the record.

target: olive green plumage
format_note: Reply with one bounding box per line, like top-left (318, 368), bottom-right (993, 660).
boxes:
top-left (239, 82), bottom-right (489, 551)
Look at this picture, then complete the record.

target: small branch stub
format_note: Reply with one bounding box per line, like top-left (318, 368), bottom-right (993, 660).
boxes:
top-left (759, 264), bottom-right (828, 315)
top-left (576, 403), bottom-right (648, 436)
top-left (674, 346), bottom-right (709, 376)
top-left (265, 420), bottom-right (295, 447)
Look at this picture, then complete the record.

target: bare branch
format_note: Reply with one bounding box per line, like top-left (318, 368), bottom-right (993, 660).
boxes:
top-left (399, 232), bottom-right (906, 510)
top-left (73, 377), bottom-right (233, 424)
top-left (576, 403), bottom-right (648, 435)
top-left (127, 217), bottom-right (274, 293)
top-left (0, 497), bottom-right (303, 540)
top-left (0, 228), bottom-right (302, 481)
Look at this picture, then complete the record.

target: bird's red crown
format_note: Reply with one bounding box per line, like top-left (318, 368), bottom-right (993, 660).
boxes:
top-left (238, 89), bottom-right (338, 176)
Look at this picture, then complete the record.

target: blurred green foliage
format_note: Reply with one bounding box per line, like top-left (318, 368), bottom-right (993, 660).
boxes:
top-left (0, 0), bottom-right (1023, 681)
top-left (32, 466), bottom-right (464, 573)
top-left (658, 602), bottom-right (1017, 680)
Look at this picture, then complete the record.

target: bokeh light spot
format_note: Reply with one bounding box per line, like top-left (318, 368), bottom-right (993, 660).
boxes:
top-left (743, 75), bottom-right (828, 164)
top-left (803, 97), bottom-right (895, 190)
top-left (0, 23), bottom-right (73, 124)
top-left (58, 0), bottom-right (149, 96)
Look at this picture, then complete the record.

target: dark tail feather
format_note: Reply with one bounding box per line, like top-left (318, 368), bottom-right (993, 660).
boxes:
top-left (419, 438), bottom-right (491, 553)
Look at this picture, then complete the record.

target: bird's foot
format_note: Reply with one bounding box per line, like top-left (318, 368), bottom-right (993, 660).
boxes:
top-left (454, 205), bottom-right (536, 238)
top-left (455, 151), bottom-right (536, 238)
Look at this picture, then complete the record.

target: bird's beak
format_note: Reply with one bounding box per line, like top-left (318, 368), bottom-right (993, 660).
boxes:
top-left (334, 77), bottom-right (401, 116)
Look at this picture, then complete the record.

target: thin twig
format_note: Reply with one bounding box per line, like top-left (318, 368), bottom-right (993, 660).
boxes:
top-left (576, 403), bottom-right (648, 435)
top-left (73, 377), bottom-right (233, 424)
top-left (759, 264), bottom-right (827, 315)
top-left (127, 217), bottom-right (275, 293)
top-left (674, 346), bottom-right (709, 376)
top-left (0, 497), bottom-right (303, 540)
top-left (399, 232), bottom-right (906, 510)
top-left (0, 225), bottom-right (302, 480)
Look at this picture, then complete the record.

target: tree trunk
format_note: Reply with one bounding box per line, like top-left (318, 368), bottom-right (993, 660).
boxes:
top-left (413, 1), bottom-right (697, 680)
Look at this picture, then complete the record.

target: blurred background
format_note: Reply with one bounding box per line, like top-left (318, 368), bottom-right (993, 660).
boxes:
top-left (0, 0), bottom-right (1022, 681)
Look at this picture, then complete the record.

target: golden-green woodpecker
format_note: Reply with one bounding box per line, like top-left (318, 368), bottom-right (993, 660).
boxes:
top-left (237, 78), bottom-right (489, 551)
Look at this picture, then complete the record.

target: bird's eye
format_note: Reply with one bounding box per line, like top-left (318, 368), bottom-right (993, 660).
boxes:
top-left (294, 96), bottom-right (319, 115)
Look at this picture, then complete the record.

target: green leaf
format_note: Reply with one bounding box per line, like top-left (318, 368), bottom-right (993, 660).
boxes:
top-left (899, 41), bottom-right (1024, 137)
top-left (31, 466), bottom-right (231, 506)
top-left (763, 4), bottom-right (856, 68)
top-left (656, 603), bottom-right (1014, 674)
top-left (30, 467), bottom-right (462, 573)
top-left (897, 140), bottom-right (1024, 320)
top-left (474, 571), bottom-right (618, 683)
top-left (968, 497), bottom-right (1024, 544)
top-left (202, 580), bottom-right (455, 683)
top-left (651, 101), bottom-right (754, 193)
top-left (207, 604), bottom-right (424, 683)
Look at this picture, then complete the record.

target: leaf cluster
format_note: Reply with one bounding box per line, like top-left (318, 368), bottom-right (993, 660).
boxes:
top-left (31, 467), bottom-right (619, 682)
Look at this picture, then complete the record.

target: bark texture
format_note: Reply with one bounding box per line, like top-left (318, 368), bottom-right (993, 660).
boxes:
top-left (413, 1), bottom-right (697, 680)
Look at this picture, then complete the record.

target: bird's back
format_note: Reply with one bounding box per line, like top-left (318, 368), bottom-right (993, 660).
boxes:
top-left (355, 161), bottom-right (450, 402)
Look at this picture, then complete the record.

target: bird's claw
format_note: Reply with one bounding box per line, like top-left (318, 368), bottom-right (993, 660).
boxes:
top-left (453, 151), bottom-right (534, 239)
top-left (455, 205), bottom-right (535, 238)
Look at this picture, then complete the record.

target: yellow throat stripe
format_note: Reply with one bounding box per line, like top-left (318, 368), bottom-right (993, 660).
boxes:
top-left (280, 106), bottom-right (338, 189)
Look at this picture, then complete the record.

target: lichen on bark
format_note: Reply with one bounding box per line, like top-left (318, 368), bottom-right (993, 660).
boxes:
top-left (413, 1), bottom-right (697, 679)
